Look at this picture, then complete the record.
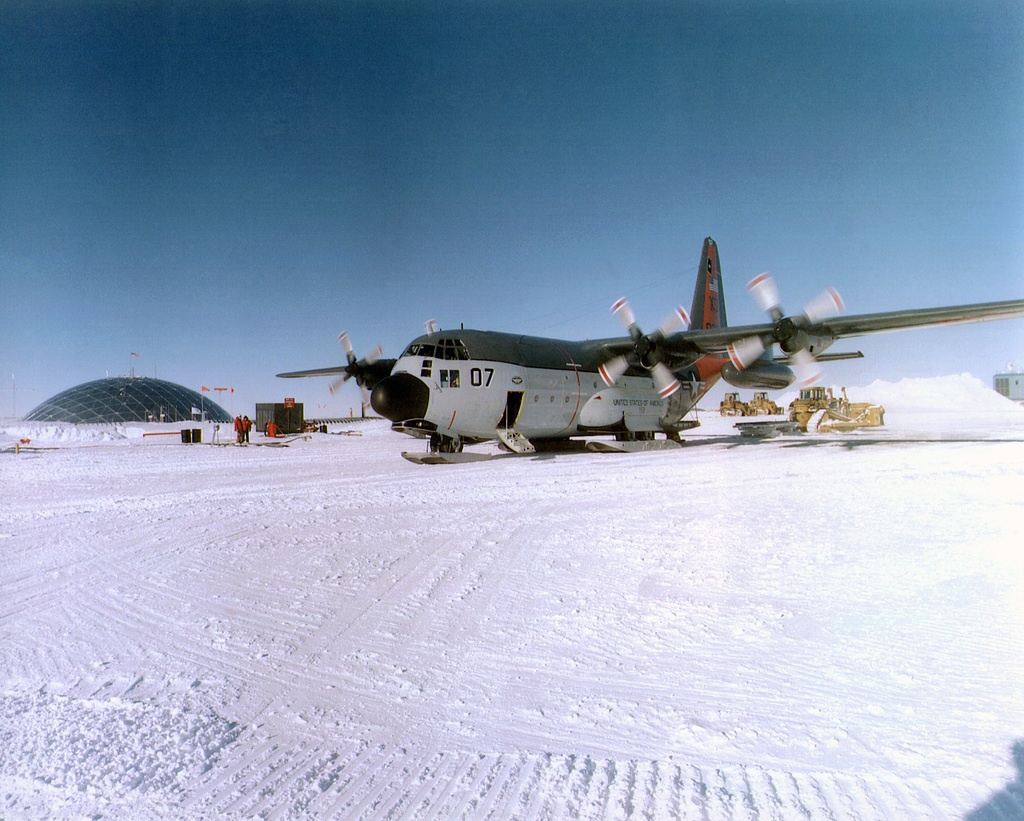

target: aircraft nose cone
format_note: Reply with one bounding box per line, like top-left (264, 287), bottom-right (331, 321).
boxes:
top-left (370, 373), bottom-right (430, 422)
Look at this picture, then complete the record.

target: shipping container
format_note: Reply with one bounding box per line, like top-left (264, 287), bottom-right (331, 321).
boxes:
top-left (255, 402), bottom-right (305, 435)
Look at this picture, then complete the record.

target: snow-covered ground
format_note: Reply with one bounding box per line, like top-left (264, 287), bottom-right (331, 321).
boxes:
top-left (2, 375), bottom-right (1023, 819)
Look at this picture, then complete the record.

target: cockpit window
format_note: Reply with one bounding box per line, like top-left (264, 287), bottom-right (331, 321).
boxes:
top-left (439, 338), bottom-right (470, 360)
top-left (402, 343), bottom-right (435, 358)
top-left (403, 338), bottom-right (469, 360)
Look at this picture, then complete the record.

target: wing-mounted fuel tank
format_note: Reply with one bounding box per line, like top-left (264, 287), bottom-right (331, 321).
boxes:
top-left (721, 357), bottom-right (795, 390)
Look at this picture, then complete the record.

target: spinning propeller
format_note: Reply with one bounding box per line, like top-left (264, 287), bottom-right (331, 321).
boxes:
top-left (330, 331), bottom-right (383, 409)
top-left (727, 272), bottom-right (844, 387)
top-left (599, 298), bottom-right (690, 398)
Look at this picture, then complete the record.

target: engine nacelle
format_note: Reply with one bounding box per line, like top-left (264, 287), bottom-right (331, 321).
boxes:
top-left (776, 320), bottom-right (835, 358)
top-left (721, 359), bottom-right (795, 390)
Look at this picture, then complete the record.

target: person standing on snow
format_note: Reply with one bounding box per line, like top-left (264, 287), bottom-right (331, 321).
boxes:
top-left (234, 415), bottom-right (243, 444)
top-left (241, 415), bottom-right (252, 444)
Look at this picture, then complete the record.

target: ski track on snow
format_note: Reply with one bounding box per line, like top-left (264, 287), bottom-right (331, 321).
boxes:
top-left (2, 379), bottom-right (1024, 819)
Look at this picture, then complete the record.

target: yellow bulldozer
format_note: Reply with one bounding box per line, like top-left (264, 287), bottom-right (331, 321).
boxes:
top-left (720, 392), bottom-right (748, 415)
top-left (748, 391), bottom-right (783, 415)
top-left (788, 387), bottom-right (885, 432)
top-left (721, 391), bottom-right (783, 416)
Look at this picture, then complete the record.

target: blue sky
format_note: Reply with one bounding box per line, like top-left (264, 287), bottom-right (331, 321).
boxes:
top-left (2, 1), bottom-right (1023, 418)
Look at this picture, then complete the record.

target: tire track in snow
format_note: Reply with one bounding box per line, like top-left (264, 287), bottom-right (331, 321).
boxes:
top-left (182, 738), bottom-right (991, 818)
top-left (179, 505), bottom-right (554, 819)
top-left (7, 430), bottom-right (1021, 818)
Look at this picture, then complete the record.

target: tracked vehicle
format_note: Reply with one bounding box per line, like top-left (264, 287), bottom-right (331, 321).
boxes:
top-left (788, 387), bottom-right (885, 432)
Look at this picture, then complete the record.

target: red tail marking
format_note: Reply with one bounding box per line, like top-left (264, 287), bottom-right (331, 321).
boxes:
top-left (703, 245), bottom-right (721, 328)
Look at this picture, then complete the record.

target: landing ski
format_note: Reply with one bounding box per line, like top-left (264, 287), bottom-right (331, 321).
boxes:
top-left (402, 450), bottom-right (495, 465)
top-left (586, 438), bottom-right (683, 454)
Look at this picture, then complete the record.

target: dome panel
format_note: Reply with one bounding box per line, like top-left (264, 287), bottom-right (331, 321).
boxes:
top-left (25, 377), bottom-right (233, 424)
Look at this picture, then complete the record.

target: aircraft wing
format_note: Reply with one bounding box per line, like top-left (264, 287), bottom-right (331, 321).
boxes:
top-left (276, 359), bottom-right (398, 393)
top-left (662, 298), bottom-right (1024, 359)
top-left (811, 299), bottom-right (1024, 337)
top-left (276, 365), bottom-right (351, 378)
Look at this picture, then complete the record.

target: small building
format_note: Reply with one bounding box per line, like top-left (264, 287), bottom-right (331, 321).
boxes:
top-left (255, 399), bottom-right (305, 434)
top-left (994, 371), bottom-right (1024, 404)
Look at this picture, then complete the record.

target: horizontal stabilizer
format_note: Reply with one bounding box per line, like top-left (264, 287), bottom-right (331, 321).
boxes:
top-left (775, 351), bottom-right (864, 364)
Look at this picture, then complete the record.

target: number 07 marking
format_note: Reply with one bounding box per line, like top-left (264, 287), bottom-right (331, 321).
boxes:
top-left (470, 368), bottom-right (494, 387)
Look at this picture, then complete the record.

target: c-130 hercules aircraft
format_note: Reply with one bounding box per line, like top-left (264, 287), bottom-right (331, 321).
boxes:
top-left (279, 237), bottom-right (1024, 462)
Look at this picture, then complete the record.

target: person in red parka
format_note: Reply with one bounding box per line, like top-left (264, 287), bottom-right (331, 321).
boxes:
top-left (241, 415), bottom-right (252, 444)
top-left (234, 416), bottom-right (243, 444)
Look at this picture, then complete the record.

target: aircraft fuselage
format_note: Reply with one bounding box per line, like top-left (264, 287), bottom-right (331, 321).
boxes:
top-left (370, 329), bottom-right (719, 446)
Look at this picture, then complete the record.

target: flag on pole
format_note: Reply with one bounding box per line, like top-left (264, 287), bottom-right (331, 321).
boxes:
top-left (201, 386), bottom-right (210, 392)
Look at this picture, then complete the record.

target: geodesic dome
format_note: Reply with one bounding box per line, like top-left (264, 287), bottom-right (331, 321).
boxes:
top-left (24, 377), bottom-right (232, 424)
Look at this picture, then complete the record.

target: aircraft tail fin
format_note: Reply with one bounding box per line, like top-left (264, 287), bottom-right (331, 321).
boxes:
top-left (689, 237), bottom-right (728, 330)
